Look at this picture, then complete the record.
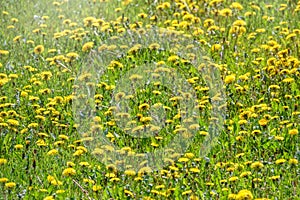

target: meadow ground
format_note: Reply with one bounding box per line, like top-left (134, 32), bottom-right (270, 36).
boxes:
top-left (0, 0), bottom-right (299, 199)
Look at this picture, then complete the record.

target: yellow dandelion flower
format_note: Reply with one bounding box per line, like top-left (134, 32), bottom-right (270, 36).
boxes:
top-left (289, 158), bottom-right (298, 165)
top-left (251, 130), bottom-right (261, 135)
top-left (124, 189), bottom-right (134, 197)
top-left (199, 131), bottom-right (208, 136)
top-left (258, 118), bottom-right (268, 126)
top-left (105, 173), bottom-right (116, 178)
top-left (182, 190), bottom-right (192, 195)
top-left (149, 43), bottom-right (160, 50)
top-left (250, 161), bottom-right (264, 170)
top-left (40, 71), bottom-right (52, 80)
top-left (36, 139), bottom-right (47, 146)
top-left (138, 13), bottom-right (148, 19)
top-left (240, 171), bottom-right (251, 178)
top-left (13, 35), bottom-right (22, 43)
top-left (7, 119), bottom-right (19, 126)
top-left (0, 158), bottom-right (8, 165)
top-left (167, 55), bottom-right (179, 62)
top-left (62, 168), bottom-right (76, 176)
top-left (289, 129), bottom-right (298, 135)
top-left (8, 74), bottom-right (18, 79)
top-left (50, 179), bottom-right (63, 186)
top-left (178, 157), bottom-right (189, 163)
top-left (220, 8), bottom-right (232, 17)
top-left (189, 167), bottom-right (200, 173)
top-left (5, 182), bottom-right (16, 188)
top-left (11, 18), bottom-right (18, 23)
top-left (282, 77), bottom-right (294, 83)
top-left (47, 149), bottom-right (58, 156)
top-left (82, 42), bottom-right (94, 52)
top-left (138, 166), bottom-right (152, 176)
top-left (58, 134), bottom-right (69, 140)
top-left (224, 74), bottom-right (236, 84)
top-left (56, 190), bottom-right (65, 194)
top-left (274, 136), bottom-right (284, 141)
top-left (67, 161), bottom-right (76, 167)
top-left (229, 194), bottom-right (239, 200)
top-left (233, 20), bottom-right (246, 26)
top-left (253, 178), bottom-right (262, 182)
top-left (236, 189), bottom-right (253, 200)
top-left (150, 142), bottom-right (159, 147)
top-left (110, 177), bottom-right (120, 182)
top-left (231, 2), bottom-right (243, 10)
top-left (228, 176), bottom-right (239, 182)
top-left (275, 159), bottom-right (286, 165)
top-left (269, 175), bottom-right (280, 181)
top-left (184, 153), bottom-right (194, 158)
top-left (286, 33), bottom-right (297, 40)
top-left (211, 44), bottom-right (222, 52)
top-left (190, 194), bottom-right (199, 200)
top-left (43, 196), bottom-right (54, 200)
top-left (47, 175), bottom-right (56, 182)
top-left (33, 45), bottom-right (45, 54)
top-left (83, 178), bottom-right (94, 184)
top-left (92, 185), bottom-right (102, 192)
top-left (140, 116), bottom-right (152, 123)
top-left (129, 74), bottom-right (143, 82)
top-left (124, 169), bottom-right (136, 176)
top-left (139, 103), bottom-right (150, 111)
top-left (0, 178), bottom-right (8, 183)
top-left (14, 144), bottom-right (23, 149)
top-left (0, 50), bottom-right (9, 55)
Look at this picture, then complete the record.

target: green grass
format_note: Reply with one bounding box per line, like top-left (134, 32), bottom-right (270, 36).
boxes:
top-left (0, 0), bottom-right (299, 199)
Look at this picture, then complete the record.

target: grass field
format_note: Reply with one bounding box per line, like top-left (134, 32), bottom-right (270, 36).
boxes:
top-left (0, 0), bottom-right (299, 199)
